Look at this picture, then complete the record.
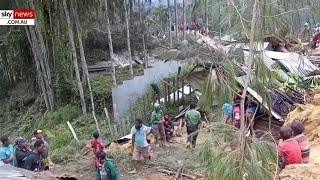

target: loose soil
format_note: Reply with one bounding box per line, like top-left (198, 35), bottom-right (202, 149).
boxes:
top-left (286, 104), bottom-right (320, 142)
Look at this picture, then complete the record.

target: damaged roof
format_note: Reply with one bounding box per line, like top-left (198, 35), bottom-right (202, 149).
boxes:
top-left (235, 76), bottom-right (283, 120)
top-left (262, 51), bottom-right (320, 78)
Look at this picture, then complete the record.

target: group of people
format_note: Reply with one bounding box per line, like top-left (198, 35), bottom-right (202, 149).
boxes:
top-left (0, 130), bottom-right (50, 172)
top-left (90, 102), bottom-right (201, 178)
top-left (222, 91), bottom-right (258, 135)
top-left (1, 100), bottom-right (310, 179)
top-left (90, 132), bottom-right (121, 180)
top-left (278, 122), bottom-right (311, 169)
top-left (175, 22), bottom-right (209, 36)
top-left (129, 102), bottom-right (201, 174)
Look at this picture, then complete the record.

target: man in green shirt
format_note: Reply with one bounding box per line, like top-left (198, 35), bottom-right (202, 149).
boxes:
top-left (150, 103), bottom-right (166, 147)
top-left (185, 103), bottom-right (201, 148)
top-left (95, 151), bottom-right (121, 180)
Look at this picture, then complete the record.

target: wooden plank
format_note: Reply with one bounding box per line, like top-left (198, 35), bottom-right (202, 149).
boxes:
top-left (104, 107), bottom-right (114, 137)
top-left (177, 77), bottom-right (180, 104)
top-left (113, 124), bottom-right (119, 137)
top-left (173, 78), bottom-right (176, 103)
top-left (67, 121), bottom-right (79, 143)
top-left (182, 78), bottom-right (185, 100)
top-left (147, 90), bottom-right (151, 121)
top-left (167, 78), bottom-right (171, 104)
top-left (126, 117), bottom-right (132, 133)
top-left (92, 111), bottom-right (101, 135)
top-left (143, 95), bottom-right (147, 120)
top-left (122, 120), bottom-right (127, 136)
top-left (164, 78), bottom-right (168, 105)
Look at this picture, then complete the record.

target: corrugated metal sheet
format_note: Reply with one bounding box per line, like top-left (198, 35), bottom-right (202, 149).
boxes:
top-left (235, 76), bottom-right (283, 120)
top-left (260, 52), bottom-right (278, 69)
top-left (227, 42), bottom-right (270, 52)
top-left (278, 53), bottom-right (319, 77)
top-left (112, 60), bottom-right (181, 120)
top-left (262, 51), bottom-right (320, 77)
top-left (264, 51), bottom-right (291, 60)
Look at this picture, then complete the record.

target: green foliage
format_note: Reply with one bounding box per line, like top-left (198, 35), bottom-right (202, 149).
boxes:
top-left (48, 125), bottom-right (73, 150)
top-left (50, 140), bottom-right (88, 164)
top-left (192, 122), bottom-right (277, 180)
top-left (39, 105), bottom-right (82, 127)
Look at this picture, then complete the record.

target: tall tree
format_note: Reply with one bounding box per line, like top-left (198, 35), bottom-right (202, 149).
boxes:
top-left (72, 4), bottom-right (95, 114)
top-left (32, 2), bottom-right (55, 110)
top-left (18, 0), bottom-right (55, 111)
top-left (183, 0), bottom-right (186, 41)
top-left (138, 0), bottom-right (147, 68)
top-left (174, 0), bottom-right (178, 40)
top-left (167, 0), bottom-right (172, 48)
top-left (25, 26), bottom-right (51, 111)
top-left (103, 0), bottom-right (117, 86)
top-left (205, 0), bottom-right (208, 29)
top-left (239, 0), bottom-right (258, 132)
top-left (63, 0), bottom-right (87, 115)
top-left (124, 0), bottom-right (134, 78)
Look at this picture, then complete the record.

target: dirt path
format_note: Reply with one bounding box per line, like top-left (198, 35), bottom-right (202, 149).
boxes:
top-left (49, 127), bottom-right (206, 180)
top-left (117, 129), bottom-right (205, 180)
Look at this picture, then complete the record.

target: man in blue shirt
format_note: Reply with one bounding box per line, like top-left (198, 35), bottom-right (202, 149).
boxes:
top-left (0, 135), bottom-right (14, 165)
top-left (129, 118), bottom-right (152, 174)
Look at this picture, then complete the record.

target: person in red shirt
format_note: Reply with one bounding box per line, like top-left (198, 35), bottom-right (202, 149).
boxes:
top-left (91, 132), bottom-right (104, 168)
top-left (278, 126), bottom-right (302, 170)
top-left (163, 114), bottom-right (174, 143)
top-left (290, 122), bottom-right (311, 163)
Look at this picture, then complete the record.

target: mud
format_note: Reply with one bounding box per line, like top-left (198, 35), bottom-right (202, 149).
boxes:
top-left (286, 104), bottom-right (320, 142)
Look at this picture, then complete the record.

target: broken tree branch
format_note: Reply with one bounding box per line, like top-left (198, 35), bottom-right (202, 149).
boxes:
top-left (67, 121), bottom-right (79, 143)
top-left (157, 169), bottom-right (196, 179)
top-left (175, 160), bottom-right (184, 179)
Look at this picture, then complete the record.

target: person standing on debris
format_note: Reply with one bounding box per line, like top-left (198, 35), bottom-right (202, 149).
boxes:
top-left (130, 118), bottom-right (152, 174)
top-left (290, 122), bottom-right (311, 164)
top-left (14, 137), bottom-right (32, 168)
top-left (163, 113), bottom-right (174, 143)
top-left (222, 103), bottom-right (233, 124)
top-left (0, 135), bottom-right (14, 165)
top-left (150, 103), bottom-right (166, 147)
top-left (31, 130), bottom-right (50, 170)
top-left (185, 103), bottom-right (201, 148)
top-left (278, 126), bottom-right (302, 170)
top-left (24, 140), bottom-right (46, 172)
top-left (91, 132), bottom-right (105, 168)
top-left (95, 151), bottom-right (121, 180)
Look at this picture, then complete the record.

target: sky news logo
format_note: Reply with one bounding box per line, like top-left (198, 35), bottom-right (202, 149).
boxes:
top-left (0, 10), bottom-right (35, 26)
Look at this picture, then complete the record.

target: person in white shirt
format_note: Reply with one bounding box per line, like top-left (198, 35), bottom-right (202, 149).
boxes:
top-left (129, 118), bottom-right (152, 174)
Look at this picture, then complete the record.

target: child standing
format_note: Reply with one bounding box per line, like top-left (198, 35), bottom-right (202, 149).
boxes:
top-left (278, 126), bottom-right (302, 170)
top-left (91, 132), bottom-right (104, 168)
top-left (290, 122), bottom-right (311, 163)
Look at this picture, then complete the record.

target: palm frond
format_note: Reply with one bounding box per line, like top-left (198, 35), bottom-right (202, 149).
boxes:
top-left (192, 123), bottom-right (277, 180)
